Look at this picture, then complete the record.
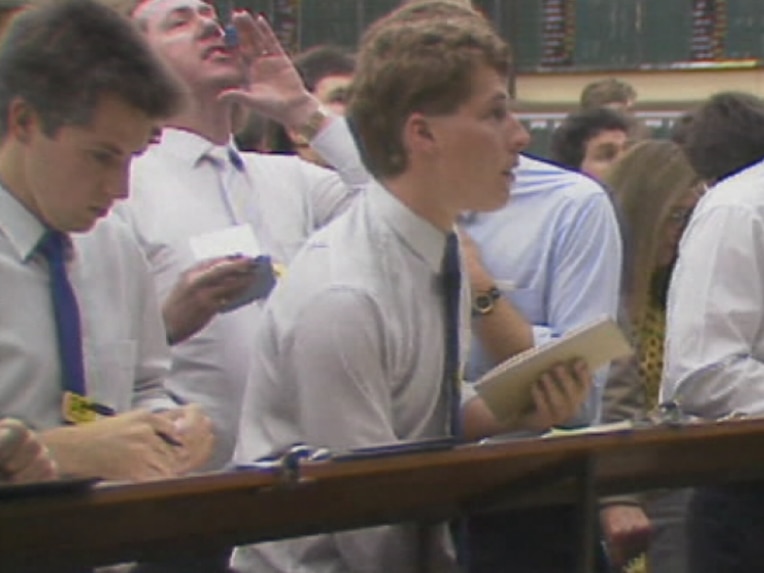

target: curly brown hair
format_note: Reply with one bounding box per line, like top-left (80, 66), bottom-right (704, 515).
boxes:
top-left (348, 1), bottom-right (512, 179)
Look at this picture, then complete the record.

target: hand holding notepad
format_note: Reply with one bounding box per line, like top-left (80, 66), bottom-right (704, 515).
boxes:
top-left (474, 317), bottom-right (633, 425)
top-left (188, 224), bottom-right (276, 312)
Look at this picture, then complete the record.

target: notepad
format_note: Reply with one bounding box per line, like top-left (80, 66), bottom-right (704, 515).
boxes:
top-left (189, 224), bottom-right (262, 261)
top-left (474, 317), bottom-right (633, 425)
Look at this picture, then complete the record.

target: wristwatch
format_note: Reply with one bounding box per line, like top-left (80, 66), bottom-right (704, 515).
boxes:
top-left (295, 105), bottom-right (332, 142)
top-left (472, 286), bottom-right (501, 316)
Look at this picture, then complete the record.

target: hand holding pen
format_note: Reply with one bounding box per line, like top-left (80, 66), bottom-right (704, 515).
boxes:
top-left (40, 410), bottom-right (194, 482)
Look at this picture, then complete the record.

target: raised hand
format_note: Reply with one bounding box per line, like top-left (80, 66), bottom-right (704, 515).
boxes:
top-left (218, 12), bottom-right (321, 129)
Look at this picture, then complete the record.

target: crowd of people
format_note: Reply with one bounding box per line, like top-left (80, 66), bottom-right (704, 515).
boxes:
top-left (2, 0), bottom-right (764, 572)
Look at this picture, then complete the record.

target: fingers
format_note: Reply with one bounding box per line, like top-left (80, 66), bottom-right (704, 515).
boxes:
top-left (171, 405), bottom-right (215, 472)
top-left (0, 419), bottom-right (28, 465)
top-left (145, 412), bottom-right (184, 447)
top-left (232, 12), bottom-right (285, 60)
top-left (600, 505), bottom-right (652, 567)
top-left (0, 420), bottom-right (58, 482)
top-left (8, 447), bottom-right (57, 483)
top-left (186, 257), bottom-right (258, 311)
top-left (230, 11), bottom-right (258, 62)
top-left (190, 257), bottom-right (256, 289)
top-left (531, 359), bottom-right (593, 428)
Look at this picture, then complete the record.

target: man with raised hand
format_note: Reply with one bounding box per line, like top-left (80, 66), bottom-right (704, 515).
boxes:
top-left (108, 0), bottom-right (368, 470)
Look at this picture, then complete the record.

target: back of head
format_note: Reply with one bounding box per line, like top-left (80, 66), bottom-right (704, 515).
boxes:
top-left (94, 0), bottom-right (139, 18)
top-left (681, 91), bottom-right (764, 183)
top-left (550, 107), bottom-right (633, 171)
top-left (349, 0), bottom-right (511, 179)
top-left (605, 139), bottom-right (699, 318)
top-left (580, 78), bottom-right (637, 111)
top-left (0, 0), bottom-right (182, 139)
top-left (294, 45), bottom-right (356, 94)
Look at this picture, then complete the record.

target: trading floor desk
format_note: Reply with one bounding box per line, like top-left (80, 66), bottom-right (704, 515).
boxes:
top-left (3, 418), bottom-right (764, 571)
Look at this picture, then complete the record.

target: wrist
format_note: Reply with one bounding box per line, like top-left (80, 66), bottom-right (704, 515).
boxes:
top-left (471, 285), bottom-right (501, 317)
top-left (40, 426), bottom-right (91, 477)
top-left (283, 95), bottom-right (331, 138)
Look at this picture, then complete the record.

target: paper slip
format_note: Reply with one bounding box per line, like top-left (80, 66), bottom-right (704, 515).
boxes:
top-left (474, 317), bottom-right (634, 425)
top-left (188, 224), bottom-right (262, 261)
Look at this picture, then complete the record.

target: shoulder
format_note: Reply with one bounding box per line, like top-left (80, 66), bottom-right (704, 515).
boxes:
top-left (515, 155), bottom-right (607, 203)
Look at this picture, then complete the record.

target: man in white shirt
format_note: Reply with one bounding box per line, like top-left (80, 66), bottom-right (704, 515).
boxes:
top-left (234, 3), bottom-right (593, 572)
top-left (662, 91), bottom-right (764, 572)
top-left (109, 0), bottom-right (369, 470)
top-left (0, 0), bottom-right (212, 483)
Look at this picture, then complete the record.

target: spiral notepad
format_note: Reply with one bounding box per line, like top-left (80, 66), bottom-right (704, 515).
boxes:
top-left (474, 317), bottom-right (633, 424)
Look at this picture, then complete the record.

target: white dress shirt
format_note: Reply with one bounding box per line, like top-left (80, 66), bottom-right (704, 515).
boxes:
top-left (0, 186), bottom-right (173, 431)
top-left (115, 119), bottom-right (367, 469)
top-left (662, 158), bottom-right (764, 418)
top-left (232, 181), bottom-right (468, 573)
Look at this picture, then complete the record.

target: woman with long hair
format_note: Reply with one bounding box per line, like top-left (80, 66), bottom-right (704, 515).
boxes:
top-left (599, 139), bottom-right (702, 573)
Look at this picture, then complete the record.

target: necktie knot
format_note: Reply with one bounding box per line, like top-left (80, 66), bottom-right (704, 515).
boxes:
top-left (206, 145), bottom-right (244, 172)
top-left (37, 230), bottom-right (69, 265)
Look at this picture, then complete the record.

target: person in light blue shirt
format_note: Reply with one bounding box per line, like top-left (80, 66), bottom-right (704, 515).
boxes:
top-left (464, 153), bottom-right (622, 422)
top-left (462, 153), bottom-right (622, 573)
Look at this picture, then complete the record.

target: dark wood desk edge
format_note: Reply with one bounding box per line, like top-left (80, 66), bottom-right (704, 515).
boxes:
top-left (3, 418), bottom-right (764, 569)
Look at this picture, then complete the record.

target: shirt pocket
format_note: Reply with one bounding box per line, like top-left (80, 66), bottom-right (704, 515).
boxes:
top-left (84, 340), bottom-right (137, 414)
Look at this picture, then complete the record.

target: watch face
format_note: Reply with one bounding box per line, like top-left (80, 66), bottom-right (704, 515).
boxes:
top-left (474, 294), bottom-right (492, 314)
top-left (473, 287), bottom-right (500, 316)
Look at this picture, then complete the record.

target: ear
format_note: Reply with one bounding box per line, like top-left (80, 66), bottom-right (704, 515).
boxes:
top-left (285, 126), bottom-right (309, 148)
top-left (7, 97), bottom-right (40, 144)
top-left (401, 112), bottom-right (437, 157)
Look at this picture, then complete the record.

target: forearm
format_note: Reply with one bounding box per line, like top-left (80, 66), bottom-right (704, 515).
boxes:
top-left (472, 298), bottom-right (534, 365)
top-left (461, 396), bottom-right (533, 441)
top-left (671, 356), bottom-right (764, 419)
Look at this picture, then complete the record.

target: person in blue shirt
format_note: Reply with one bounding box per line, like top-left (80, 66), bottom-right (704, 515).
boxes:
top-left (462, 154), bottom-right (622, 571)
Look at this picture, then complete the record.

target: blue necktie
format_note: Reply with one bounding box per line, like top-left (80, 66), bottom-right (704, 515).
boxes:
top-left (441, 232), bottom-right (462, 438)
top-left (37, 231), bottom-right (87, 397)
top-left (442, 232), bottom-right (471, 570)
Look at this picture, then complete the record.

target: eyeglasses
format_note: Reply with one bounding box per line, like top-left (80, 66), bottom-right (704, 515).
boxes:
top-left (666, 207), bottom-right (694, 226)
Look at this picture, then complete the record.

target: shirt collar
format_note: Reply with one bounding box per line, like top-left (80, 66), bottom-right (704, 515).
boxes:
top-left (367, 180), bottom-right (449, 274)
top-left (0, 182), bottom-right (48, 261)
top-left (155, 127), bottom-right (240, 168)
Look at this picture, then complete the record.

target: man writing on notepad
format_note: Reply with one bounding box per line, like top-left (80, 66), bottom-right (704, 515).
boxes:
top-left (0, 0), bottom-right (213, 482)
top-left (234, 3), bottom-right (592, 572)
